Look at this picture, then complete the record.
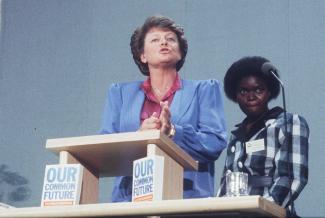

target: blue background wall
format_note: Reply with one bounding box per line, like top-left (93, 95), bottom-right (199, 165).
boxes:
top-left (0, 0), bottom-right (324, 216)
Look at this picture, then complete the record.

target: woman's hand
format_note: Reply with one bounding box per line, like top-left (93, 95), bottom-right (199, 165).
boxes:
top-left (138, 112), bottom-right (161, 131)
top-left (138, 101), bottom-right (173, 136)
top-left (159, 101), bottom-right (172, 135)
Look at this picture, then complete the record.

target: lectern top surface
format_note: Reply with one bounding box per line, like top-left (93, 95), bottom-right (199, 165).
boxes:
top-left (46, 130), bottom-right (198, 176)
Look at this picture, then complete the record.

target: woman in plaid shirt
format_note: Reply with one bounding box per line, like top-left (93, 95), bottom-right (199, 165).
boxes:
top-left (217, 56), bottom-right (309, 216)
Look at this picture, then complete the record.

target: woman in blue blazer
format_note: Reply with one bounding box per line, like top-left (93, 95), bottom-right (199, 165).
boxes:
top-left (100, 15), bottom-right (227, 202)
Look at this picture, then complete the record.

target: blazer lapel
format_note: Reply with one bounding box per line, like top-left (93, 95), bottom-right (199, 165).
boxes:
top-left (170, 80), bottom-right (197, 124)
top-left (121, 80), bottom-right (197, 130)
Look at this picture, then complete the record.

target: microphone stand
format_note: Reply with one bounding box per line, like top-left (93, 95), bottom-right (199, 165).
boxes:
top-left (270, 71), bottom-right (296, 217)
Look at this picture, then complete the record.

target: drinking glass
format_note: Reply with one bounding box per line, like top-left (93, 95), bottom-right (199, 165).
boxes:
top-left (226, 172), bottom-right (248, 197)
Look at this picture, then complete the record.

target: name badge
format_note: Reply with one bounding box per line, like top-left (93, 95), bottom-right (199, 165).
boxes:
top-left (245, 139), bottom-right (265, 153)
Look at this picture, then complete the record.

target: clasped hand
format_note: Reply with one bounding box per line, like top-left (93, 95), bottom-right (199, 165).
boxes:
top-left (139, 101), bottom-right (171, 135)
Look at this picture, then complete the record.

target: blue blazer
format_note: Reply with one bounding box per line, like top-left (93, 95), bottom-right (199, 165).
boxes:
top-left (101, 79), bottom-right (227, 202)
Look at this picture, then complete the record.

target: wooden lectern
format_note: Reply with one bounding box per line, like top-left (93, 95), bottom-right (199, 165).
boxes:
top-left (45, 130), bottom-right (198, 204)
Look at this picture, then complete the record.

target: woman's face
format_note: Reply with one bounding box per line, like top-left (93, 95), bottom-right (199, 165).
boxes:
top-left (140, 27), bottom-right (181, 70)
top-left (236, 75), bottom-right (271, 118)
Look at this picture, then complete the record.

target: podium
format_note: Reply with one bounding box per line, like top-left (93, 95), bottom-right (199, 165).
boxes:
top-left (45, 130), bottom-right (198, 204)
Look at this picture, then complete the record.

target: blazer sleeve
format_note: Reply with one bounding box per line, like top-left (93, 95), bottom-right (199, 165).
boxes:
top-left (173, 80), bottom-right (227, 162)
top-left (100, 83), bottom-right (122, 134)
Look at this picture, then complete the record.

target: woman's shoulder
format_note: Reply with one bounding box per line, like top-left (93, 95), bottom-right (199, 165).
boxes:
top-left (272, 110), bottom-right (309, 130)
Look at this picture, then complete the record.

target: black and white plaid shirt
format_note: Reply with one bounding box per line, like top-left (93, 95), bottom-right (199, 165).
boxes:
top-left (217, 107), bottom-right (309, 208)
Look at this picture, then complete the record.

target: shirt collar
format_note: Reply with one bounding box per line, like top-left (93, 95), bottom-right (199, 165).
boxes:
top-left (141, 73), bottom-right (182, 102)
top-left (232, 106), bottom-right (284, 141)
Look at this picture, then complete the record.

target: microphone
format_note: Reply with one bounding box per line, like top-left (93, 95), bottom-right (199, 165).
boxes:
top-left (261, 62), bottom-right (283, 86)
top-left (261, 62), bottom-right (296, 216)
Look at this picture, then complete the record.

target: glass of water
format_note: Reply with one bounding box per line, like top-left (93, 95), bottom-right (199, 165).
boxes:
top-left (226, 172), bottom-right (248, 197)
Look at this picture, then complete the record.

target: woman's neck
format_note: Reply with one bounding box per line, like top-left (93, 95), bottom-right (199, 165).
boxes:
top-left (148, 68), bottom-right (177, 101)
top-left (149, 68), bottom-right (177, 90)
top-left (245, 109), bottom-right (269, 133)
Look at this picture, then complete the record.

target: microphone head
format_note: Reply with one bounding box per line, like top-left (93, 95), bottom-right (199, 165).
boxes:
top-left (261, 62), bottom-right (278, 75)
top-left (261, 62), bottom-right (283, 88)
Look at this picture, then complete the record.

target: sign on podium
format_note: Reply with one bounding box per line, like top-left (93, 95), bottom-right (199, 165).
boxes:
top-left (132, 156), bottom-right (164, 202)
top-left (41, 164), bottom-right (83, 206)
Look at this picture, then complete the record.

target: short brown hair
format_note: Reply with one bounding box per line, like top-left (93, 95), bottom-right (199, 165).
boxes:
top-left (130, 15), bottom-right (188, 76)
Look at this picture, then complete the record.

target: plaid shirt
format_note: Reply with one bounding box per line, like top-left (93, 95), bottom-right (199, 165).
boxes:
top-left (217, 107), bottom-right (309, 209)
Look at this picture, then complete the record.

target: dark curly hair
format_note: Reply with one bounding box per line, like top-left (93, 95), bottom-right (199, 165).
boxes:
top-left (130, 15), bottom-right (188, 76)
top-left (224, 56), bottom-right (280, 102)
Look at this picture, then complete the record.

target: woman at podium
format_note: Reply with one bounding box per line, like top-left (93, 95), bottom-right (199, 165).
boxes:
top-left (100, 15), bottom-right (227, 202)
top-left (217, 56), bottom-right (309, 216)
